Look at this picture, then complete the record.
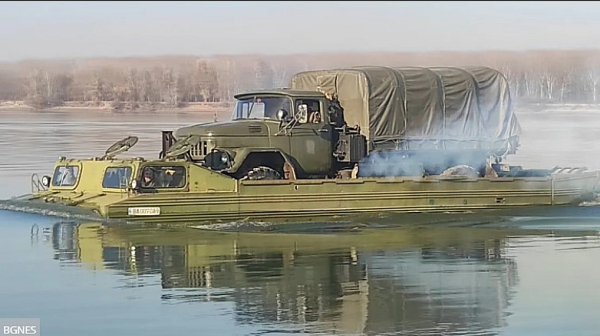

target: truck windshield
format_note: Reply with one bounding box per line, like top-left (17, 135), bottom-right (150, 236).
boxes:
top-left (231, 97), bottom-right (291, 120)
top-left (102, 167), bottom-right (132, 189)
top-left (52, 165), bottom-right (79, 187)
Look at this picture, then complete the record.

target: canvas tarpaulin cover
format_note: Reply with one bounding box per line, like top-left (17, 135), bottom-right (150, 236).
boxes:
top-left (290, 66), bottom-right (522, 155)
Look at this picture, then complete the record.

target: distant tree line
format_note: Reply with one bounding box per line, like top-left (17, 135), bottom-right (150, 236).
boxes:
top-left (0, 59), bottom-right (220, 109)
top-left (0, 50), bottom-right (599, 109)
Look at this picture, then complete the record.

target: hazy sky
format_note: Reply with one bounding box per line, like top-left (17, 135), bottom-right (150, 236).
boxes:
top-left (2, 1), bottom-right (600, 61)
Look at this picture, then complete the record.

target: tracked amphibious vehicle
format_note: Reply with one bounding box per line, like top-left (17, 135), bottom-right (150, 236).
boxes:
top-left (4, 66), bottom-right (599, 224)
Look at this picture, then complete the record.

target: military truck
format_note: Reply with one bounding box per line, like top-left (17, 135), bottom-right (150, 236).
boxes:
top-left (165, 66), bottom-right (522, 180)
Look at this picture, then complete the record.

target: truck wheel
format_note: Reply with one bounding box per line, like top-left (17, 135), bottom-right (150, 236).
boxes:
top-left (241, 166), bottom-right (281, 180)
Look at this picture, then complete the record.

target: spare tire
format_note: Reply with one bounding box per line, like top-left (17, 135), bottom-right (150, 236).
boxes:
top-left (441, 165), bottom-right (479, 178)
top-left (240, 166), bottom-right (281, 181)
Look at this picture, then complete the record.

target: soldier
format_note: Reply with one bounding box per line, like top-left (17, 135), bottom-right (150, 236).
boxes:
top-left (141, 168), bottom-right (156, 187)
top-left (59, 166), bottom-right (77, 186)
top-left (309, 111), bottom-right (321, 123)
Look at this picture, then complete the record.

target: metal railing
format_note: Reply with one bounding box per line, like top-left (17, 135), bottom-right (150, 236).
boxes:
top-left (31, 174), bottom-right (47, 193)
top-left (119, 175), bottom-right (131, 197)
top-left (550, 167), bottom-right (588, 174)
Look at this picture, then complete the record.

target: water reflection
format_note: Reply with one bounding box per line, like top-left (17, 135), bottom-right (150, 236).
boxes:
top-left (42, 220), bottom-right (594, 335)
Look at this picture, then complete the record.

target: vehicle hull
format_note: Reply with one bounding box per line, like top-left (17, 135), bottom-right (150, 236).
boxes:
top-left (6, 172), bottom-right (598, 224)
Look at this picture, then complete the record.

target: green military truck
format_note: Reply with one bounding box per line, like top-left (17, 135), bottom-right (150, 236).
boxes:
top-left (166, 66), bottom-right (522, 180)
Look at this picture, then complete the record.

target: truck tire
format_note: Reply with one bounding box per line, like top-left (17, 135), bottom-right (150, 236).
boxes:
top-left (240, 166), bottom-right (281, 181)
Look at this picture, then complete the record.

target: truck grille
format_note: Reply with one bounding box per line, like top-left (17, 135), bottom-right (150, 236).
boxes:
top-left (248, 125), bottom-right (262, 133)
top-left (189, 140), bottom-right (214, 160)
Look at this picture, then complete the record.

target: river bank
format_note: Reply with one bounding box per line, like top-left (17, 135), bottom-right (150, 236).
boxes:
top-left (4, 100), bottom-right (600, 114)
top-left (0, 100), bottom-right (234, 113)
top-left (514, 102), bottom-right (600, 113)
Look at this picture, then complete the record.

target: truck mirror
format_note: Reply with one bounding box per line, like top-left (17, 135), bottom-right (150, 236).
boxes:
top-left (277, 109), bottom-right (288, 121)
top-left (296, 104), bottom-right (308, 123)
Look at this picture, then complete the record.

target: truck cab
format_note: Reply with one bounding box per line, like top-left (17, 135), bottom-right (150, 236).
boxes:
top-left (168, 89), bottom-right (365, 180)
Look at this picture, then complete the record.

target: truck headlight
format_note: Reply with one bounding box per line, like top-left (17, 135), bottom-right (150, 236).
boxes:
top-left (221, 152), bottom-right (229, 164)
top-left (131, 179), bottom-right (138, 190)
top-left (42, 175), bottom-right (51, 187)
top-left (204, 149), bottom-right (233, 170)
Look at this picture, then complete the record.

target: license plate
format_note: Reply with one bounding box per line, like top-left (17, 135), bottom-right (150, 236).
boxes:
top-left (127, 207), bottom-right (161, 216)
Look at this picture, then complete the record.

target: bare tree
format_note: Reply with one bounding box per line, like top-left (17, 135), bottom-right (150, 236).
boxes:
top-left (587, 65), bottom-right (600, 103)
top-left (8, 49), bottom-right (600, 109)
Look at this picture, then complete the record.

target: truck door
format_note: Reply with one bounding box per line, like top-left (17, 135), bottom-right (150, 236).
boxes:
top-left (289, 98), bottom-right (333, 176)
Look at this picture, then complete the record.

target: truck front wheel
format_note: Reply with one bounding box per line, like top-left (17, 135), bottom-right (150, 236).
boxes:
top-left (240, 166), bottom-right (281, 181)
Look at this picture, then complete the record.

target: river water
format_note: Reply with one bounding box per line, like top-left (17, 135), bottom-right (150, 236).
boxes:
top-left (1, 106), bottom-right (600, 335)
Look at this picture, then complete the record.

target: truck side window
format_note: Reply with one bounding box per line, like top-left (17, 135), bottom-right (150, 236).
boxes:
top-left (296, 99), bottom-right (322, 124)
top-left (141, 166), bottom-right (186, 188)
top-left (102, 167), bottom-right (132, 189)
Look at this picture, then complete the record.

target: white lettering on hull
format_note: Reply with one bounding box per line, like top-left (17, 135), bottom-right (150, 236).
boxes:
top-left (127, 207), bottom-right (161, 216)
